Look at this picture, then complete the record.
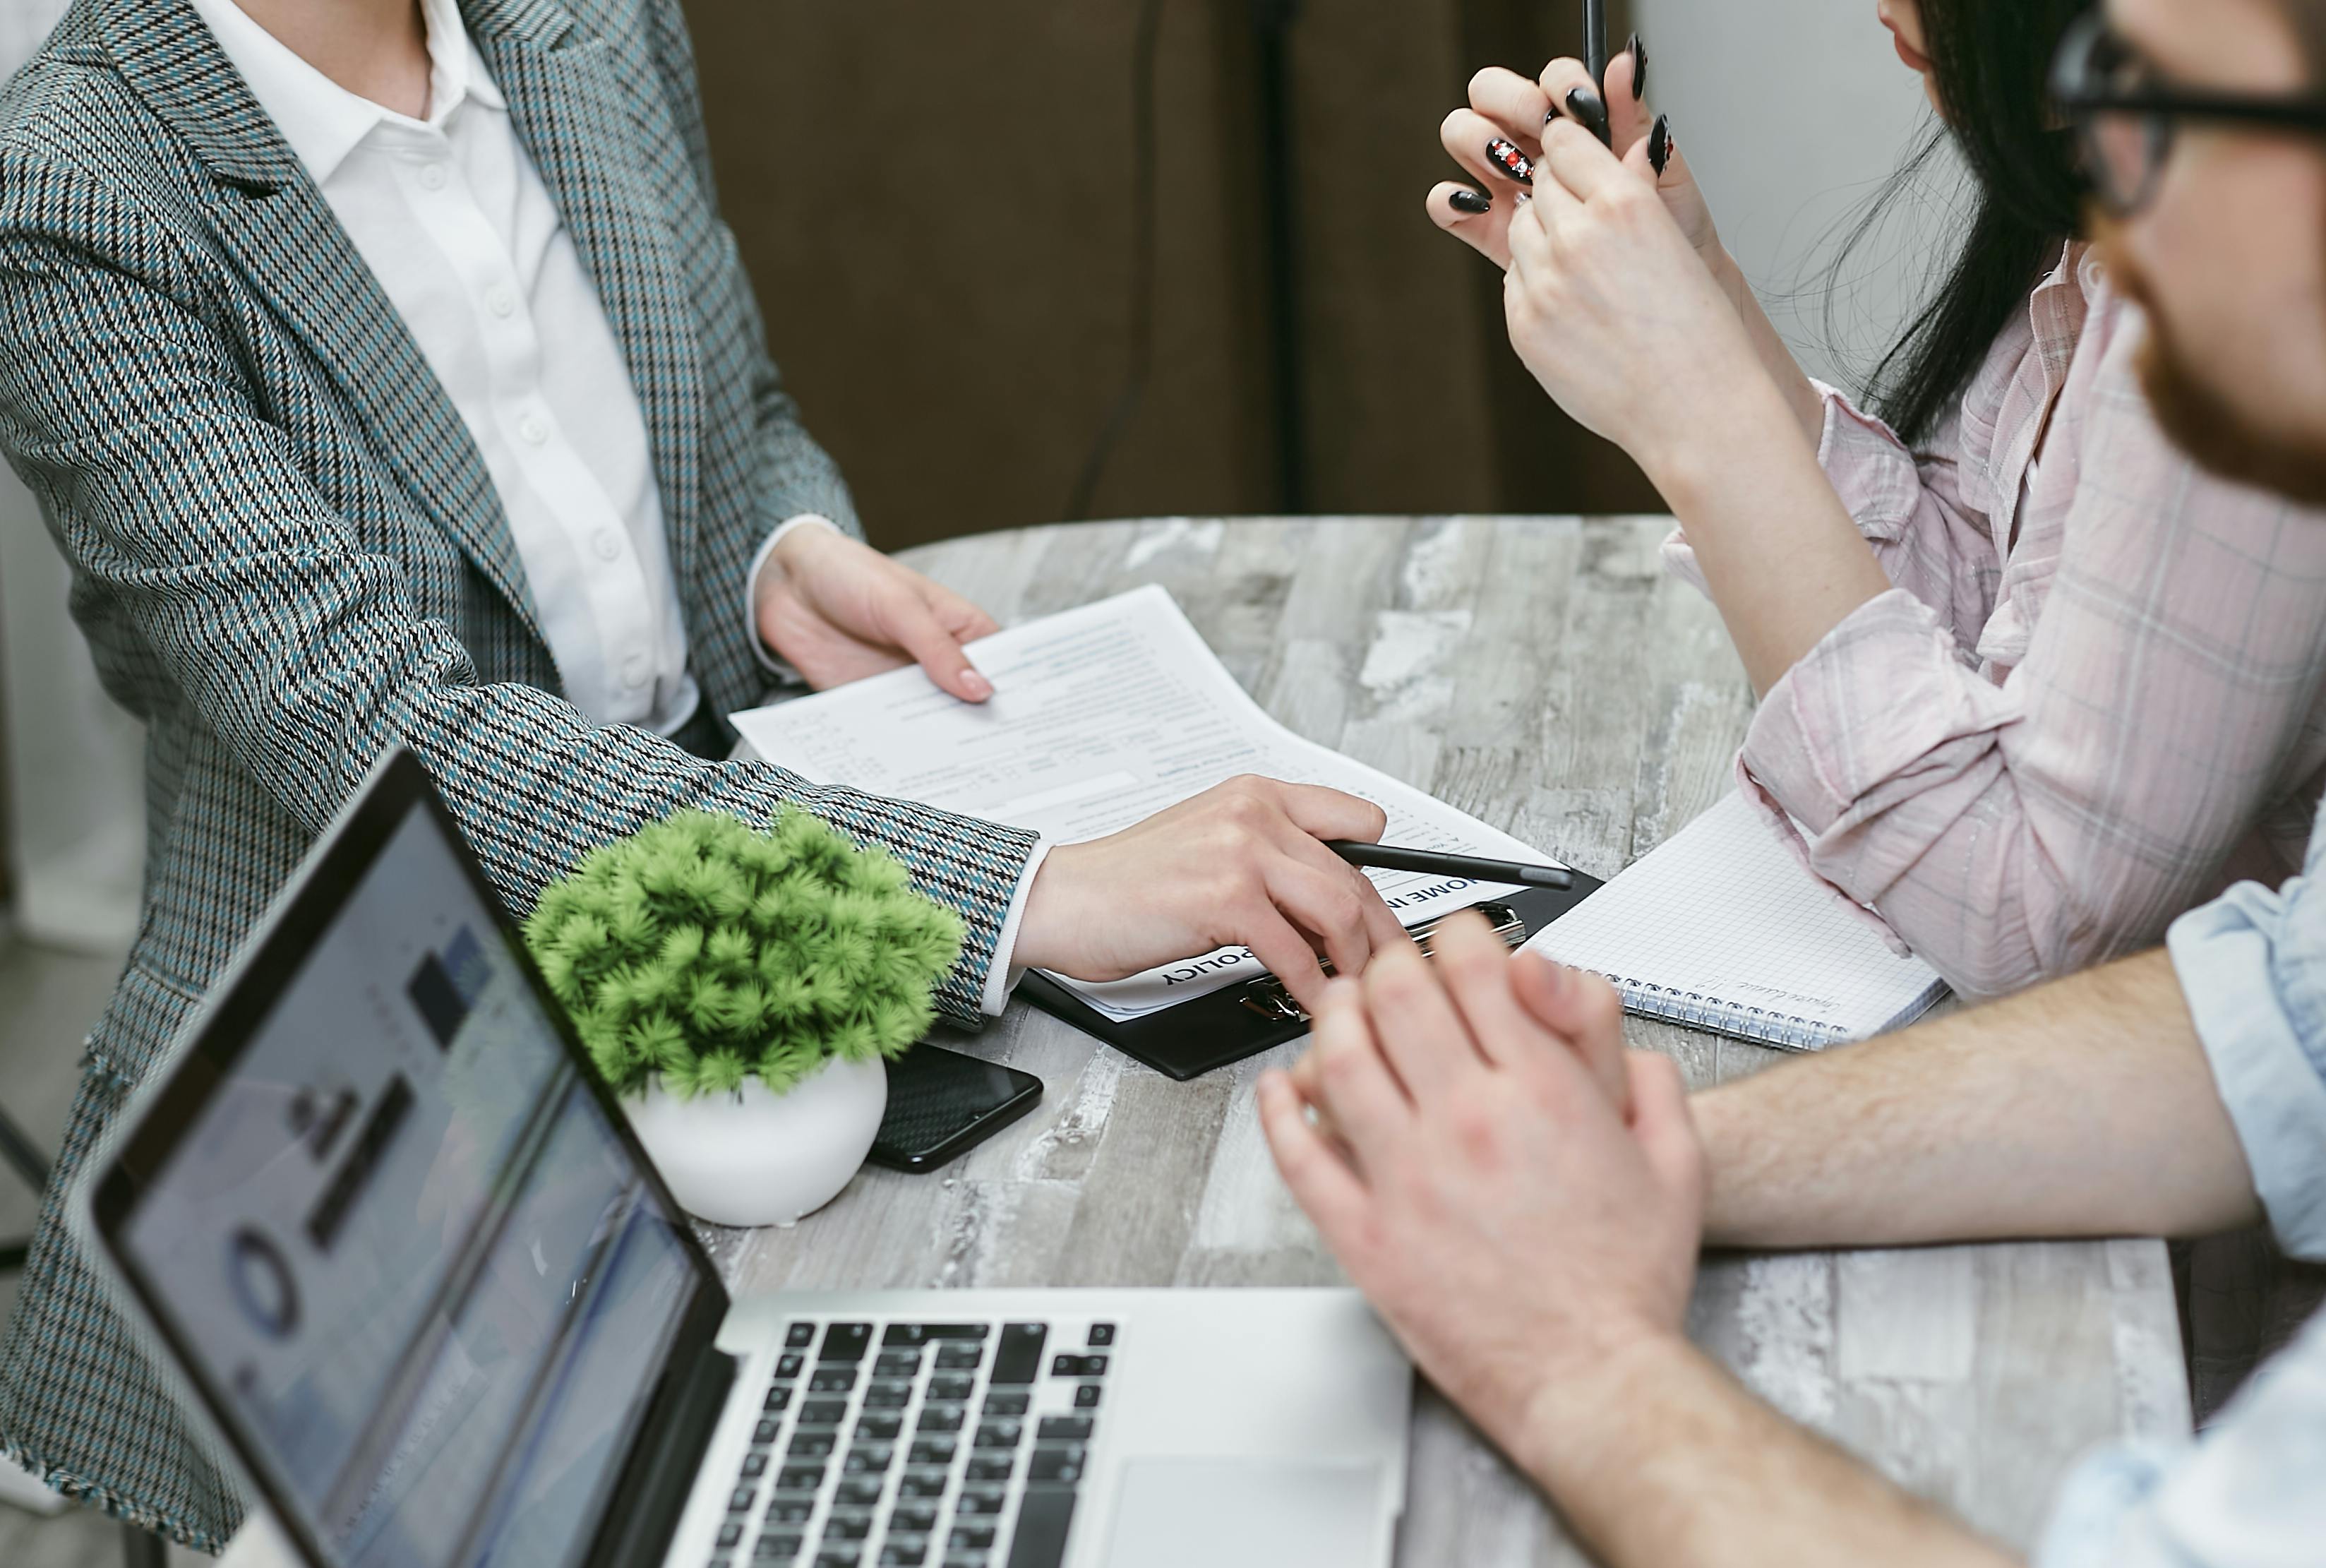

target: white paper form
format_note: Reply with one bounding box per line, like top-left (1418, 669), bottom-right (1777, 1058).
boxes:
top-left (729, 585), bottom-right (1562, 1022)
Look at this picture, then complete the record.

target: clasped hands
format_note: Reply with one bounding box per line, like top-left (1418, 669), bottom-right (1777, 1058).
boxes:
top-left (1259, 915), bottom-right (1709, 1478)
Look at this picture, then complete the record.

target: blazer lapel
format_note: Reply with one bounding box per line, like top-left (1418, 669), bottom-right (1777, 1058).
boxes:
top-left (99, 0), bottom-right (547, 647)
top-left (464, 0), bottom-right (707, 590)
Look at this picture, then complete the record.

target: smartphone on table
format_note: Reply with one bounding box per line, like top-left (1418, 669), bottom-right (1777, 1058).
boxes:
top-left (868, 1045), bottom-right (1043, 1172)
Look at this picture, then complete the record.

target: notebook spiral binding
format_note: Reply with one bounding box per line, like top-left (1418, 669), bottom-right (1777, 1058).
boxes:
top-left (1592, 975), bottom-right (1850, 1053)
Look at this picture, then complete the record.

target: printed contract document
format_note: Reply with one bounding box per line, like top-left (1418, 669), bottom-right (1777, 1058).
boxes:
top-left (729, 586), bottom-right (1564, 1022)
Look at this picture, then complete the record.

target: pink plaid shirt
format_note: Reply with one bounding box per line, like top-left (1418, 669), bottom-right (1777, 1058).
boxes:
top-left (1667, 244), bottom-right (2326, 998)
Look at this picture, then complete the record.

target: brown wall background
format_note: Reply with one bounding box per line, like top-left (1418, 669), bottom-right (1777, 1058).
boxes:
top-left (686, 0), bottom-right (1651, 553)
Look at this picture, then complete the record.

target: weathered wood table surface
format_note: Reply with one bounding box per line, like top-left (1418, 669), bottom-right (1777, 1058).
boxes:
top-left (222, 515), bottom-right (2190, 1568)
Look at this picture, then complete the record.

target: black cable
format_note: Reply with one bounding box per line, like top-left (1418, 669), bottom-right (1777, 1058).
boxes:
top-left (1064, 0), bottom-right (1167, 523)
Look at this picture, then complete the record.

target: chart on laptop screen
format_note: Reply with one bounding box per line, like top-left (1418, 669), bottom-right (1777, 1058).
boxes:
top-left (119, 805), bottom-right (695, 1568)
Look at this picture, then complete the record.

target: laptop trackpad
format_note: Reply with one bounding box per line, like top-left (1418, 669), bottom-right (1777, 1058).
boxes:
top-left (1103, 1458), bottom-right (1385, 1568)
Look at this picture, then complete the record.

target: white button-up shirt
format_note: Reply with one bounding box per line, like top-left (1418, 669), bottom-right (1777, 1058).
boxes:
top-left (191, 0), bottom-right (737, 734)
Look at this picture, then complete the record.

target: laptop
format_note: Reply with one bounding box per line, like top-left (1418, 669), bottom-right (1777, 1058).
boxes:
top-left (79, 749), bottom-right (1413, 1568)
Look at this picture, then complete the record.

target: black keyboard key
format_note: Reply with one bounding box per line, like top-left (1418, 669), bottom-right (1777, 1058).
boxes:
top-left (730, 1488), bottom-right (757, 1513)
top-left (765, 1385), bottom-right (794, 1413)
top-left (1072, 1384), bottom-right (1101, 1410)
top-left (757, 1534), bottom-right (803, 1561)
top-left (754, 1419), bottom-right (781, 1445)
top-left (873, 1351), bottom-right (921, 1378)
top-left (799, 1399), bottom-right (849, 1428)
top-left (916, 1406), bottom-right (964, 1433)
top-left (855, 1412), bottom-right (903, 1442)
top-left (980, 1392), bottom-right (1028, 1418)
top-left (823, 1515), bottom-right (872, 1541)
top-left (1026, 1447), bottom-right (1084, 1485)
top-left (966, 1456), bottom-right (1014, 1482)
top-left (1002, 1486), bottom-right (1077, 1568)
top-left (835, 1478), bottom-right (883, 1508)
top-left (810, 1369), bottom-right (858, 1394)
top-left (934, 1344), bottom-right (985, 1371)
top-left (884, 1324), bottom-right (990, 1347)
top-left (955, 1486), bottom-right (1006, 1515)
top-left (786, 1323), bottom-right (817, 1348)
top-left (989, 1324), bottom-right (1047, 1386)
top-left (777, 1465), bottom-right (825, 1491)
top-left (1036, 1417), bottom-right (1091, 1442)
top-left (777, 1354), bottom-right (806, 1380)
top-left (863, 1380), bottom-right (913, 1408)
top-left (972, 1420), bottom-right (1022, 1449)
top-left (769, 1500), bottom-right (815, 1524)
top-left (892, 1506), bottom-right (937, 1533)
top-left (947, 1525), bottom-right (996, 1551)
top-left (820, 1323), bottom-right (873, 1364)
top-left (788, 1432), bottom-right (835, 1459)
top-left (907, 1438), bottom-right (956, 1465)
top-left (1086, 1324), bottom-right (1115, 1348)
top-left (877, 1548), bottom-right (925, 1568)
top-left (927, 1375), bottom-right (974, 1403)
top-left (1047, 1355), bottom-right (1108, 1379)
top-left (897, 1468), bottom-right (949, 1498)
top-left (718, 1524), bottom-right (745, 1550)
top-left (741, 1452), bottom-right (770, 1479)
top-left (842, 1445), bottom-right (896, 1474)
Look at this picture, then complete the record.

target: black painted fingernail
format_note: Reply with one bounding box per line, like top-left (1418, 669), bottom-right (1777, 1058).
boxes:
top-left (1486, 138), bottom-right (1534, 185)
top-left (1449, 187), bottom-right (1492, 215)
top-left (1566, 85), bottom-right (1611, 147)
top-left (1628, 33), bottom-right (1648, 101)
top-left (1648, 114), bottom-right (1672, 176)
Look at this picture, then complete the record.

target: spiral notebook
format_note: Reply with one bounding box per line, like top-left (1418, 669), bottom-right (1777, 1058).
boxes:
top-left (1525, 793), bottom-right (1948, 1051)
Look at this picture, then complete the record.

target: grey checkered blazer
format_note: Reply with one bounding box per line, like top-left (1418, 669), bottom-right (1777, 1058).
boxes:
top-left (0, 0), bottom-right (1039, 1546)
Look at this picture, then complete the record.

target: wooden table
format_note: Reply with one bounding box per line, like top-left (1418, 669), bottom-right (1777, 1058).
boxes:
top-left (222, 516), bottom-right (2190, 1568)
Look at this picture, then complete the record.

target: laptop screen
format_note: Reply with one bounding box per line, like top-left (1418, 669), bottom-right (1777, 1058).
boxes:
top-left (106, 784), bottom-right (708, 1568)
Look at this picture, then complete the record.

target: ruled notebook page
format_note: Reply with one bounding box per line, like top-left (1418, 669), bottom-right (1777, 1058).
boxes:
top-left (1525, 794), bottom-right (1948, 1049)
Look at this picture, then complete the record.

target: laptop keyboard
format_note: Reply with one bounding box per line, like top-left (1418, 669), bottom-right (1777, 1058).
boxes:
top-left (708, 1318), bottom-right (1113, 1568)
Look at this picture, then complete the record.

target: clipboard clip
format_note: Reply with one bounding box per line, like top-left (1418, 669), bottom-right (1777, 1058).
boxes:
top-left (1237, 902), bottom-right (1532, 1024)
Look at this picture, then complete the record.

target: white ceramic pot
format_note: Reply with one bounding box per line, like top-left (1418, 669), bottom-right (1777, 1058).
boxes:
top-left (621, 1053), bottom-right (887, 1228)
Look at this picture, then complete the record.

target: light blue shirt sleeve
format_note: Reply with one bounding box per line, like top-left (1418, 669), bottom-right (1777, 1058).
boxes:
top-left (2164, 860), bottom-right (2326, 1262)
top-left (2037, 1307), bottom-right (2326, 1568)
top-left (2034, 814), bottom-right (2326, 1567)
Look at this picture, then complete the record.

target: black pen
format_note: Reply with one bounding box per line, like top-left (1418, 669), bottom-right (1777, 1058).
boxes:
top-left (1326, 842), bottom-right (1575, 891)
top-left (1583, 0), bottom-right (1609, 92)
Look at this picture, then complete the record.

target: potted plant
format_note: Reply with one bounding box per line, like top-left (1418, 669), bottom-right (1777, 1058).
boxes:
top-left (524, 808), bottom-right (964, 1227)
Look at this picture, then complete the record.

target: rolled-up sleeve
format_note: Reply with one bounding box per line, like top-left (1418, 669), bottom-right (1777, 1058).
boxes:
top-left (2035, 1307), bottom-right (2326, 1567)
top-left (2168, 871), bottom-right (2326, 1262)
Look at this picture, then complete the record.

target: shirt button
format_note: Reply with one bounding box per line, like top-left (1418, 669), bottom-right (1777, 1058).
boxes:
top-left (517, 414), bottom-right (548, 446)
top-left (417, 163), bottom-right (448, 191)
top-left (487, 287), bottom-right (516, 318)
top-left (593, 530), bottom-right (623, 563)
top-left (622, 654), bottom-right (651, 689)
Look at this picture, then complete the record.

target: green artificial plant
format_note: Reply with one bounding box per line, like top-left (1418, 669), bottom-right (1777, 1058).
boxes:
top-left (524, 808), bottom-right (964, 1100)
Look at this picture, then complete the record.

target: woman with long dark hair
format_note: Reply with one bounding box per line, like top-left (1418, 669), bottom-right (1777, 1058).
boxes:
top-left (1431, 1), bottom-right (2326, 998)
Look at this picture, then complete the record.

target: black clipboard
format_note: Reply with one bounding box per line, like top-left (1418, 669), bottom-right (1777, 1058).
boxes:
top-left (1017, 875), bottom-right (1606, 1081)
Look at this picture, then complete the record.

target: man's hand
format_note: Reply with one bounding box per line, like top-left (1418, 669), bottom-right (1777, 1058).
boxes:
top-left (754, 525), bottom-right (1000, 702)
top-left (1013, 777), bottom-right (1411, 1015)
top-left (1259, 915), bottom-right (1705, 1469)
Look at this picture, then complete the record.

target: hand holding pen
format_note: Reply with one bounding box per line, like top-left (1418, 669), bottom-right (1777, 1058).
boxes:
top-left (1429, 37), bottom-right (1719, 275)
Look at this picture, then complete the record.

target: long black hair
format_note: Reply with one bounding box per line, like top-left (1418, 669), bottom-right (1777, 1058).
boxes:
top-left (1848, 0), bottom-right (2092, 443)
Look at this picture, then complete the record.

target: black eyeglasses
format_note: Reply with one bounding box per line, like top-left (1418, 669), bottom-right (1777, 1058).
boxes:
top-left (2051, 11), bottom-right (2326, 215)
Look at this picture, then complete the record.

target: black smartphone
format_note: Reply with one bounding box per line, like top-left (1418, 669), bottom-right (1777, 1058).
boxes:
top-left (868, 1046), bottom-right (1043, 1173)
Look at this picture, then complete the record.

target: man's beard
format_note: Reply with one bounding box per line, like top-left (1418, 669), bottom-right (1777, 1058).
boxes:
top-left (2105, 232), bottom-right (2326, 505)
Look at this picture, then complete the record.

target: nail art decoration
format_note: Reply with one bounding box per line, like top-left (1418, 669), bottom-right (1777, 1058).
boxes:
top-left (1566, 85), bottom-right (1611, 146)
top-left (1648, 114), bottom-right (1673, 177)
top-left (1449, 187), bottom-right (1492, 215)
top-left (1627, 33), bottom-right (1648, 101)
top-left (1486, 138), bottom-right (1534, 184)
